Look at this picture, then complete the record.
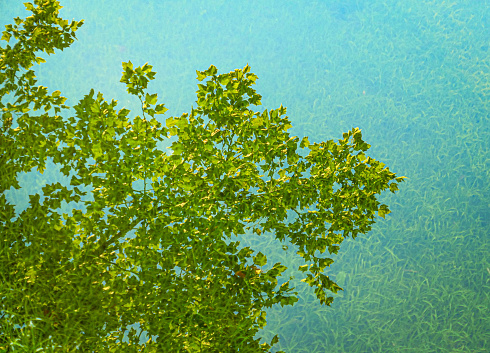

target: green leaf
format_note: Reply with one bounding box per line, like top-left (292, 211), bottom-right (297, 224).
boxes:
top-left (122, 60), bottom-right (133, 71)
top-left (196, 70), bottom-right (207, 81)
top-left (91, 143), bottom-right (103, 159)
top-left (219, 76), bottom-right (230, 85)
top-left (24, 2), bottom-right (35, 11)
top-left (300, 136), bottom-right (310, 148)
top-left (253, 252), bottom-right (267, 266)
top-left (299, 265), bottom-right (309, 272)
top-left (377, 204), bottom-right (391, 219)
top-left (1, 30), bottom-right (12, 42)
top-left (251, 117), bottom-right (263, 128)
top-left (165, 117), bottom-right (177, 127)
top-left (205, 65), bottom-right (217, 76)
top-left (145, 93), bottom-right (158, 105)
top-left (90, 103), bottom-right (100, 113)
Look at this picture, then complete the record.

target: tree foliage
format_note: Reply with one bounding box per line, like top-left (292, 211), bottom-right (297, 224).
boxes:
top-left (0, 1), bottom-right (406, 351)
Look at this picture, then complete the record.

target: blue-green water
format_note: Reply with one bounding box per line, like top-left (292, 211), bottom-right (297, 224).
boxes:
top-left (1, 0), bottom-right (488, 351)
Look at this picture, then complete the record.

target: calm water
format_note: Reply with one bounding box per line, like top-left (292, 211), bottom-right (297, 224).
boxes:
top-left (1, 0), bottom-right (488, 351)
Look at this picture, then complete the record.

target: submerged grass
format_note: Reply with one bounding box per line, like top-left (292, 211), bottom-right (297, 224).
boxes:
top-left (254, 1), bottom-right (489, 352)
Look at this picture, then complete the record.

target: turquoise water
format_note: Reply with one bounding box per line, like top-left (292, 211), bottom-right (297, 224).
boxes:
top-left (1, 0), bottom-right (488, 351)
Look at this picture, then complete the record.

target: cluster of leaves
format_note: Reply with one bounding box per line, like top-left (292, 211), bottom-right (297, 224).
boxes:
top-left (0, 0), bottom-right (405, 351)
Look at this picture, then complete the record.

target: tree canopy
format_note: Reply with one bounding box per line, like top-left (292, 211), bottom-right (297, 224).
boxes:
top-left (0, 1), bottom-right (405, 351)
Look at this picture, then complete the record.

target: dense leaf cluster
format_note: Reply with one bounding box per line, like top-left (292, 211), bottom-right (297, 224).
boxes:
top-left (0, 1), bottom-right (405, 351)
